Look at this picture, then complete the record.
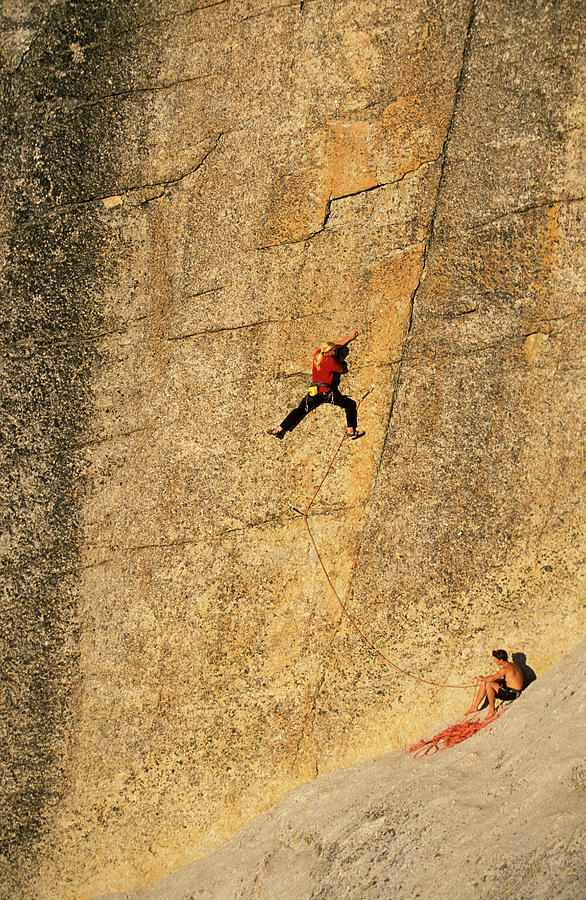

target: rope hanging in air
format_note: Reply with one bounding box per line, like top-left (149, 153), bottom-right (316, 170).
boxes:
top-left (290, 385), bottom-right (475, 690)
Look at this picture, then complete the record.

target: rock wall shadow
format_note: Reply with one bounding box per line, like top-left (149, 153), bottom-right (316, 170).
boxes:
top-left (513, 653), bottom-right (537, 689)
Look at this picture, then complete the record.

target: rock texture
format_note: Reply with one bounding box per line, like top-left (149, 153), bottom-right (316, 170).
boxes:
top-left (98, 638), bottom-right (586, 900)
top-left (1, 1), bottom-right (584, 898)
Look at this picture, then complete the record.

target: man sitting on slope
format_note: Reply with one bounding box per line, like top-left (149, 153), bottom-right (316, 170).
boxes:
top-left (465, 649), bottom-right (524, 720)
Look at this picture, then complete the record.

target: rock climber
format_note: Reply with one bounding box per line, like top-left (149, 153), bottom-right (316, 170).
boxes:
top-left (268, 331), bottom-right (363, 440)
top-left (465, 649), bottom-right (524, 720)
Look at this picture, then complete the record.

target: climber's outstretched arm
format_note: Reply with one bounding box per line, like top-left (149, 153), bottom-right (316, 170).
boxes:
top-left (335, 330), bottom-right (358, 348)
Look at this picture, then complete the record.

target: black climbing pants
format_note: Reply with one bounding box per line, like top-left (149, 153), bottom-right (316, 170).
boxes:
top-left (280, 389), bottom-right (357, 433)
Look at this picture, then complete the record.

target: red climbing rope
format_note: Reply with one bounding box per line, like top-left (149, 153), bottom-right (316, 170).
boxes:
top-left (293, 385), bottom-right (475, 690)
top-left (405, 708), bottom-right (505, 757)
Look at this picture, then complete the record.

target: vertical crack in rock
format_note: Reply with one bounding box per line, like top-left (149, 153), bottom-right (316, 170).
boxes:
top-left (297, 5), bottom-right (478, 738)
top-left (292, 662), bottom-right (327, 776)
top-left (375, 0), bottom-right (477, 488)
top-left (337, 1), bottom-right (478, 629)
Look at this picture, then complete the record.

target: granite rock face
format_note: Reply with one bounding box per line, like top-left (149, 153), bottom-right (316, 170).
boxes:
top-left (97, 639), bottom-right (586, 900)
top-left (0, 1), bottom-right (584, 898)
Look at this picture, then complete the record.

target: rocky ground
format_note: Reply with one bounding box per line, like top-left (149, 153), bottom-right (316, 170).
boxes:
top-left (101, 638), bottom-right (585, 900)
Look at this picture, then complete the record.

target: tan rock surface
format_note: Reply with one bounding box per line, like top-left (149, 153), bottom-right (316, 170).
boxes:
top-left (1, 1), bottom-right (584, 898)
top-left (97, 637), bottom-right (586, 900)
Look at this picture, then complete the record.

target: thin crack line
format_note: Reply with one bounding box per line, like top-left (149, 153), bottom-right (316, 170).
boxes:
top-left (0, 426), bottom-right (152, 467)
top-left (438, 306), bottom-right (479, 319)
top-left (340, 0), bottom-right (478, 607)
top-left (182, 286), bottom-right (226, 300)
top-left (465, 196), bottom-right (585, 231)
top-left (102, 0), bottom-right (230, 40)
top-left (0, 134), bottom-right (227, 239)
top-left (256, 157), bottom-right (442, 251)
top-left (291, 663), bottom-right (327, 771)
top-left (57, 73), bottom-right (214, 112)
top-left (1, 364), bottom-right (321, 467)
top-left (167, 312), bottom-right (312, 342)
top-left (315, 155), bottom-right (441, 234)
top-left (383, 0), bottom-right (477, 433)
top-left (8, 8), bottom-right (53, 78)
top-left (239, 2), bottom-right (301, 23)
top-left (94, 132), bottom-right (227, 197)
top-left (329, 154), bottom-right (442, 209)
top-left (0, 315), bottom-right (152, 357)
top-left (1, 505), bottom-right (363, 578)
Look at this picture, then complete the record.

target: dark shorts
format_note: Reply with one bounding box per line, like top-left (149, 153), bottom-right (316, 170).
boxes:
top-left (497, 685), bottom-right (522, 702)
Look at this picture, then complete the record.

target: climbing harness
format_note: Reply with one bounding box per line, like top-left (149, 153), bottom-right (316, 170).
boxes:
top-left (306, 382), bottom-right (334, 411)
top-left (308, 382), bottom-right (331, 397)
top-left (290, 384), bottom-right (475, 691)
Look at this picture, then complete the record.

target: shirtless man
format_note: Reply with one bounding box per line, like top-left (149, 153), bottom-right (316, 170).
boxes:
top-left (465, 649), bottom-right (524, 720)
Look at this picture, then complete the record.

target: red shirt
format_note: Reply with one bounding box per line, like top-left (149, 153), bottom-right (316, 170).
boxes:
top-left (312, 351), bottom-right (343, 392)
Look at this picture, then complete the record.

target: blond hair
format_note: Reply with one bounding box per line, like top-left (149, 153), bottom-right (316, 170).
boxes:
top-left (314, 341), bottom-right (338, 367)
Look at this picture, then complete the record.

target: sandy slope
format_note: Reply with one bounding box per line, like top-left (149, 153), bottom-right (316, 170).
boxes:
top-left (100, 639), bottom-right (585, 899)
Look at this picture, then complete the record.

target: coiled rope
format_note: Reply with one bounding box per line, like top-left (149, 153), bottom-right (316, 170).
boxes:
top-left (290, 385), bottom-right (475, 690)
top-left (404, 707), bottom-right (505, 757)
